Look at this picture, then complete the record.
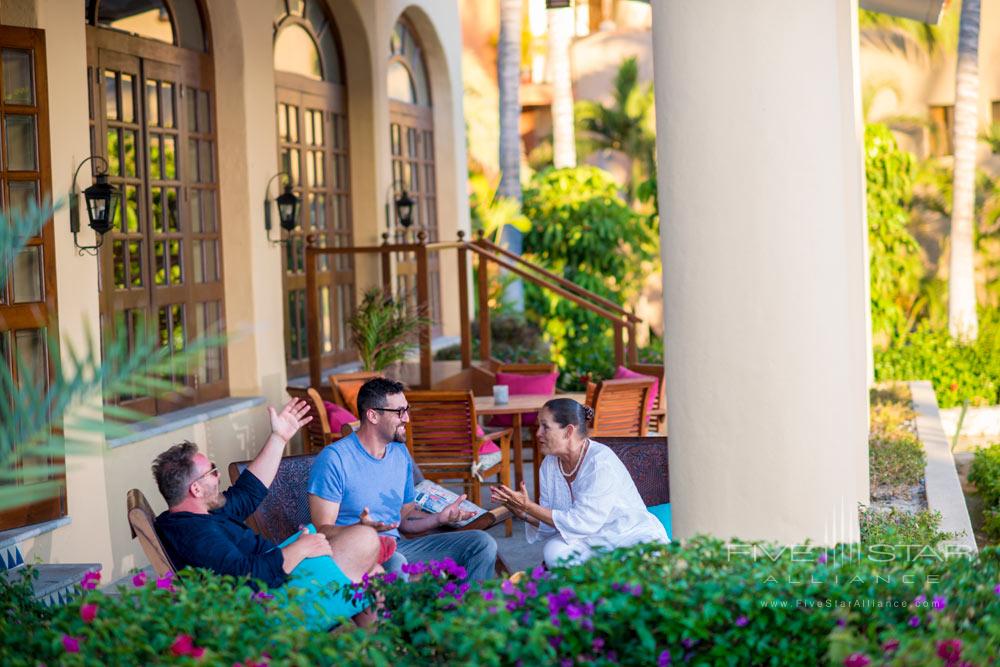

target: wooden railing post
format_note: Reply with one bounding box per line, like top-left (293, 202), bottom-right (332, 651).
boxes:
top-left (415, 236), bottom-right (432, 389)
top-left (613, 321), bottom-right (625, 369)
top-left (380, 232), bottom-right (392, 293)
top-left (476, 235), bottom-right (491, 362)
top-left (305, 244), bottom-right (321, 389)
top-left (627, 319), bottom-right (639, 365)
top-left (457, 232), bottom-right (472, 369)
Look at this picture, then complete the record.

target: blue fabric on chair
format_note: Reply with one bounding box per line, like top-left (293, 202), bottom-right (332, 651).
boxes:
top-left (647, 503), bottom-right (672, 541)
top-left (274, 524), bottom-right (365, 630)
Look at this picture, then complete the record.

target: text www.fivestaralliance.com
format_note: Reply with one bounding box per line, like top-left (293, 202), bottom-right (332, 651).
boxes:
top-left (760, 599), bottom-right (914, 609)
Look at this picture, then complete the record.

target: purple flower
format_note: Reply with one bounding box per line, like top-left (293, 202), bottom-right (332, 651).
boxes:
top-left (482, 590), bottom-right (495, 601)
top-left (630, 584), bottom-right (643, 597)
top-left (254, 591), bottom-right (274, 603)
top-left (817, 551), bottom-right (829, 565)
top-left (994, 583), bottom-right (1000, 596)
top-left (505, 600), bottom-right (519, 612)
top-left (936, 639), bottom-right (962, 662)
top-left (501, 580), bottom-right (516, 595)
top-left (913, 594), bottom-right (927, 607)
top-left (607, 651), bottom-right (618, 663)
top-left (908, 615), bottom-right (920, 628)
top-left (487, 606), bottom-right (498, 614)
top-left (132, 571), bottom-right (147, 587)
top-left (62, 635), bottom-right (81, 653)
top-left (525, 581), bottom-right (538, 598)
top-left (681, 638), bottom-right (694, 649)
top-left (932, 595), bottom-right (947, 611)
top-left (836, 618), bottom-right (847, 628)
top-left (382, 611), bottom-right (392, 619)
top-left (531, 565), bottom-right (548, 580)
top-left (549, 635), bottom-right (563, 649)
top-left (657, 650), bottom-right (671, 666)
top-left (735, 615), bottom-right (749, 627)
top-left (592, 637), bottom-right (605, 651)
top-left (843, 654), bottom-right (871, 667)
top-left (565, 604), bottom-right (583, 621)
top-left (560, 660), bottom-right (572, 667)
top-left (383, 572), bottom-right (399, 584)
top-left (581, 619), bottom-right (594, 632)
top-left (156, 571), bottom-right (175, 591)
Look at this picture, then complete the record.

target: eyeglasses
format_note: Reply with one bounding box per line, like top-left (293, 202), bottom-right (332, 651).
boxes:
top-left (192, 463), bottom-right (219, 484)
top-left (371, 405), bottom-right (410, 418)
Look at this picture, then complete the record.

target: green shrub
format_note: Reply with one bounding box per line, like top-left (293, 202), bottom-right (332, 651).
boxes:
top-left (434, 314), bottom-right (551, 364)
top-left (865, 123), bottom-right (925, 348)
top-left (969, 443), bottom-right (1000, 540)
top-left (858, 506), bottom-right (955, 547)
top-left (522, 166), bottom-right (657, 386)
top-left (874, 310), bottom-right (1000, 408)
top-left (869, 432), bottom-right (926, 493)
top-left (7, 540), bottom-right (1000, 666)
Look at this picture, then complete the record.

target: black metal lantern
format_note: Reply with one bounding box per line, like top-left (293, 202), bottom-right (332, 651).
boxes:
top-left (264, 172), bottom-right (300, 245)
top-left (276, 184), bottom-right (300, 232)
top-left (70, 156), bottom-right (120, 255)
top-left (394, 189), bottom-right (415, 228)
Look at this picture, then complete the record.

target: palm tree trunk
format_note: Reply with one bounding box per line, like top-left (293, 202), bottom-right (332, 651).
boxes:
top-left (949, 0), bottom-right (980, 341)
top-left (498, 0), bottom-right (525, 310)
top-left (547, 1), bottom-right (576, 168)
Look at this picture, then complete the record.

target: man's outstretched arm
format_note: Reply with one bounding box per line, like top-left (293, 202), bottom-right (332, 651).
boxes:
top-left (246, 398), bottom-right (312, 488)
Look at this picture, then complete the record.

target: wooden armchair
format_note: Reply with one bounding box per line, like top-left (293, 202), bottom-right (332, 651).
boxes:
top-left (285, 386), bottom-right (335, 454)
top-left (328, 371), bottom-right (381, 416)
top-left (404, 390), bottom-right (513, 535)
top-left (126, 488), bottom-right (177, 578)
top-left (587, 377), bottom-right (654, 437)
top-left (626, 363), bottom-right (666, 432)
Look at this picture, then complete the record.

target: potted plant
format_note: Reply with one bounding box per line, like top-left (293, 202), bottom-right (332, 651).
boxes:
top-left (348, 287), bottom-right (431, 372)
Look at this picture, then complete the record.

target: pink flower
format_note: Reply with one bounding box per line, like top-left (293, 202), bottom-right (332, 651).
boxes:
top-left (132, 571), bottom-right (147, 587)
top-left (80, 603), bottom-right (98, 623)
top-left (843, 654), bottom-right (870, 667)
top-left (936, 639), bottom-right (962, 662)
top-left (62, 635), bottom-right (81, 653)
top-left (156, 571), bottom-right (176, 591)
top-left (932, 595), bottom-right (947, 611)
top-left (80, 570), bottom-right (100, 590)
top-left (882, 639), bottom-right (900, 654)
top-left (171, 634), bottom-right (198, 657)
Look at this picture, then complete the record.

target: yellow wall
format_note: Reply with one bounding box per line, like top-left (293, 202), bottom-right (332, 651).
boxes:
top-left (6, 0), bottom-right (469, 582)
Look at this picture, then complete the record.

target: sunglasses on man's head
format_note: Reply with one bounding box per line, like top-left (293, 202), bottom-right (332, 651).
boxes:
top-left (371, 405), bottom-right (410, 418)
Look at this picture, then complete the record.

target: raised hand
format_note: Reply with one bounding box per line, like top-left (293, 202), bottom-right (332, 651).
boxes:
top-left (359, 506), bottom-right (399, 532)
top-left (269, 398), bottom-right (313, 443)
top-left (437, 494), bottom-right (476, 526)
top-left (490, 482), bottom-right (531, 515)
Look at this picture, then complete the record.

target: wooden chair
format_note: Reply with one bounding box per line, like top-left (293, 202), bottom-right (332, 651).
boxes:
top-left (328, 371), bottom-right (381, 416)
top-left (126, 489), bottom-right (177, 578)
top-left (404, 390), bottom-right (513, 535)
top-left (285, 386), bottom-right (335, 454)
top-left (587, 377), bottom-right (654, 437)
top-left (494, 362), bottom-right (558, 498)
top-left (626, 363), bottom-right (667, 432)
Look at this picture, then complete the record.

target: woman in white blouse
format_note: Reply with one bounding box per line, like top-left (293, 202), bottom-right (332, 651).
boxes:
top-left (490, 398), bottom-right (668, 567)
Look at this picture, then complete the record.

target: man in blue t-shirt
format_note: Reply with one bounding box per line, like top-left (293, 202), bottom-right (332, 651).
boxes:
top-left (152, 399), bottom-right (380, 625)
top-left (308, 378), bottom-right (498, 580)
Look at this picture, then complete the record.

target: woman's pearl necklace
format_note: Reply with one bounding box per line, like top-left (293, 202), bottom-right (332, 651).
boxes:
top-left (559, 439), bottom-right (590, 478)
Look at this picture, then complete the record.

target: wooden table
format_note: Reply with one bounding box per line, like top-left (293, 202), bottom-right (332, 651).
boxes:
top-left (473, 393), bottom-right (586, 498)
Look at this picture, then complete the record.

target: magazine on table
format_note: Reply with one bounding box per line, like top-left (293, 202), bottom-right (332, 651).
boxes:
top-left (413, 479), bottom-right (487, 527)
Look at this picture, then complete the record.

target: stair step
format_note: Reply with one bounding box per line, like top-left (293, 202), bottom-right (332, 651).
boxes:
top-left (2, 562), bottom-right (101, 606)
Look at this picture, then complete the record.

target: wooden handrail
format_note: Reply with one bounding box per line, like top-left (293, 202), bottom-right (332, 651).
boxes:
top-left (475, 236), bottom-right (642, 323)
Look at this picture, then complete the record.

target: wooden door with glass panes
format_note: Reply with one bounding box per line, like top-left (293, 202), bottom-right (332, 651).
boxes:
top-left (0, 26), bottom-right (65, 530)
top-left (276, 76), bottom-right (354, 378)
top-left (89, 29), bottom-right (226, 415)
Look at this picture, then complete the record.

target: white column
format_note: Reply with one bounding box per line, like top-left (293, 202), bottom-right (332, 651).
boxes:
top-left (652, 1), bottom-right (870, 544)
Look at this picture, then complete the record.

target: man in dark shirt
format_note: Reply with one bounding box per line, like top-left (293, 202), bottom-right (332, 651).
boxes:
top-left (152, 398), bottom-right (379, 623)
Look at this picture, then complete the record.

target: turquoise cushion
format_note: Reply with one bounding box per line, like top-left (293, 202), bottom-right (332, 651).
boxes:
top-left (275, 524), bottom-right (365, 630)
top-left (647, 503), bottom-right (672, 541)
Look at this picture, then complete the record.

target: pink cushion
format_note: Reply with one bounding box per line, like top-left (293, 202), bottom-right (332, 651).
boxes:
top-left (488, 371), bottom-right (559, 428)
top-left (323, 401), bottom-right (357, 435)
top-left (613, 366), bottom-right (659, 412)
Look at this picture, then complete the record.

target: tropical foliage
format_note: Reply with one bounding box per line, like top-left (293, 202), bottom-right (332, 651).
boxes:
top-left (348, 287), bottom-right (430, 372)
top-left (5, 542), bottom-right (1000, 665)
top-left (522, 166), bottom-right (657, 386)
top-left (0, 202), bottom-right (217, 512)
top-left (969, 442), bottom-right (1000, 539)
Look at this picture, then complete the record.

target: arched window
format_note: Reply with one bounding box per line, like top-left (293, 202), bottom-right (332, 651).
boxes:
top-left (274, 0), bottom-right (354, 375)
top-left (388, 17), bottom-right (440, 331)
top-left (85, 0), bottom-right (226, 415)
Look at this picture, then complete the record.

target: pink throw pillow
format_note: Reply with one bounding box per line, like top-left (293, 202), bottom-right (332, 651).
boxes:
top-left (323, 401), bottom-right (357, 436)
top-left (488, 371), bottom-right (559, 428)
top-left (613, 366), bottom-right (659, 412)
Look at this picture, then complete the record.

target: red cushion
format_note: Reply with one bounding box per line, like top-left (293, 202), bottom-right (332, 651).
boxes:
top-left (613, 366), bottom-right (659, 412)
top-left (323, 401), bottom-right (357, 435)
top-left (488, 371), bottom-right (559, 427)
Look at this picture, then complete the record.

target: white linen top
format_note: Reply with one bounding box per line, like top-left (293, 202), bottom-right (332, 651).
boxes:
top-left (526, 440), bottom-right (669, 549)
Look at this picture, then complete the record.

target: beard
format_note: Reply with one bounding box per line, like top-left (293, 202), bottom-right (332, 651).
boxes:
top-left (392, 425), bottom-right (406, 443)
top-left (206, 493), bottom-right (227, 511)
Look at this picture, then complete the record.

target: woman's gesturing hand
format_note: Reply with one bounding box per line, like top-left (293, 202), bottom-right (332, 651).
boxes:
top-left (490, 481), bottom-right (532, 515)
